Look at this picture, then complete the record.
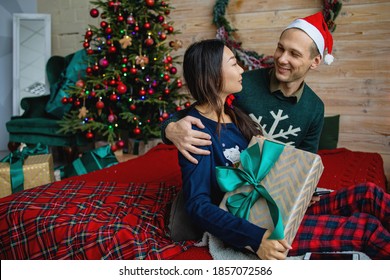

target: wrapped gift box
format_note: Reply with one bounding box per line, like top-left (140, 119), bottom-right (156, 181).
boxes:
top-left (128, 138), bottom-right (163, 155)
top-left (0, 154), bottom-right (54, 198)
top-left (218, 137), bottom-right (324, 245)
top-left (61, 145), bottom-right (118, 178)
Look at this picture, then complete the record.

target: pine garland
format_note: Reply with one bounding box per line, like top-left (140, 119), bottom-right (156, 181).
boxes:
top-left (213, 0), bottom-right (343, 69)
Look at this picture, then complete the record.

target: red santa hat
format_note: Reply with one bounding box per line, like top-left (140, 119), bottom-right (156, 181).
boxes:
top-left (285, 12), bottom-right (334, 65)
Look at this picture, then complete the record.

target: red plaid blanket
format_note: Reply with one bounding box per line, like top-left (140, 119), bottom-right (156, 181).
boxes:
top-left (0, 180), bottom-right (193, 259)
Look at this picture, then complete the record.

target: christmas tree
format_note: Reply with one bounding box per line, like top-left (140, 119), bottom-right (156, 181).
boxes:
top-left (58, 0), bottom-right (187, 152)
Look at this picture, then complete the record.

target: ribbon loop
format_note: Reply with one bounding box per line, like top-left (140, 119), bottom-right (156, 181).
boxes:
top-left (216, 139), bottom-right (285, 240)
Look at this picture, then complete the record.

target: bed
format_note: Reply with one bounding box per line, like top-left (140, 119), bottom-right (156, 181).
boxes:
top-left (0, 143), bottom-right (387, 260)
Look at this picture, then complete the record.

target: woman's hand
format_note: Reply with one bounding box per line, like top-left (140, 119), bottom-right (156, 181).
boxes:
top-left (256, 230), bottom-right (292, 260)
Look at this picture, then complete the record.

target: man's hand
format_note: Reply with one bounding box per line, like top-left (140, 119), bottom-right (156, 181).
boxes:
top-left (309, 194), bottom-right (321, 207)
top-left (256, 230), bottom-right (292, 260)
top-left (166, 116), bottom-right (212, 164)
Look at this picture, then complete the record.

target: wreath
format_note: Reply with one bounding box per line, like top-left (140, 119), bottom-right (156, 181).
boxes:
top-left (213, 0), bottom-right (343, 69)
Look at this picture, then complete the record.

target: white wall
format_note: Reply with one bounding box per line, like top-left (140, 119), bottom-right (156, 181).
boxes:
top-left (0, 0), bottom-right (37, 151)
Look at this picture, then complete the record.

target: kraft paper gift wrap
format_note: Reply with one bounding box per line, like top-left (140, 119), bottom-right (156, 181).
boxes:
top-left (0, 154), bottom-right (55, 198)
top-left (217, 137), bottom-right (324, 245)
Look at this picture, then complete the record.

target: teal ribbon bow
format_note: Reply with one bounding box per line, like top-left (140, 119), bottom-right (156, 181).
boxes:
top-left (216, 140), bottom-right (285, 239)
top-left (68, 145), bottom-right (118, 176)
top-left (0, 143), bottom-right (49, 194)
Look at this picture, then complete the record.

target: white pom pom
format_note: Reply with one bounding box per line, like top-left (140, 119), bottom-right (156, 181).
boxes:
top-left (324, 54), bottom-right (334, 65)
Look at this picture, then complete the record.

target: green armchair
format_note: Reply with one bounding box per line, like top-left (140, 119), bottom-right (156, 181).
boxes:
top-left (6, 52), bottom-right (89, 161)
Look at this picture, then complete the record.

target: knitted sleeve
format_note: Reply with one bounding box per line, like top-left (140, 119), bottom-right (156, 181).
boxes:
top-left (160, 105), bottom-right (193, 144)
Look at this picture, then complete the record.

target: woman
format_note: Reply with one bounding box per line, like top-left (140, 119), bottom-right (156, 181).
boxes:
top-left (177, 39), bottom-right (292, 260)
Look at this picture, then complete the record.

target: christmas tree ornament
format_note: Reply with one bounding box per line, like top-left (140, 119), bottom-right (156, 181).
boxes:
top-left (133, 127), bottom-right (141, 135)
top-left (145, 0), bottom-right (155, 7)
top-left (163, 74), bottom-right (170, 81)
top-left (144, 36), bottom-right (154, 47)
top-left (157, 15), bottom-right (165, 23)
top-left (85, 29), bottom-right (93, 38)
top-left (99, 57), bottom-right (109, 67)
top-left (110, 93), bottom-right (118, 101)
top-left (117, 139), bottom-right (125, 148)
top-left (108, 45), bottom-right (117, 53)
top-left (78, 106), bottom-right (89, 119)
top-left (169, 40), bottom-right (183, 51)
top-left (86, 67), bottom-right (93, 75)
top-left (75, 79), bottom-right (85, 88)
top-left (147, 87), bottom-right (155, 95)
top-left (169, 66), bottom-right (177, 74)
top-left (100, 21), bottom-right (108, 29)
top-left (139, 87), bottom-right (146, 96)
top-left (159, 32), bottom-right (167, 41)
top-left (185, 101), bottom-right (191, 108)
top-left (107, 113), bottom-right (117, 123)
top-left (163, 87), bottom-right (170, 95)
top-left (86, 131), bottom-right (94, 139)
top-left (83, 40), bottom-right (90, 49)
top-left (96, 100), bottom-right (105, 116)
top-left (110, 143), bottom-right (118, 152)
top-left (127, 14), bottom-right (135, 25)
top-left (129, 104), bottom-right (136, 111)
top-left (61, 97), bottom-right (69, 104)
top-left (130, 66), bottom-right (137, 75)
top-left (119, 35), bottom-right (132, 48)
top-left (117, 13), bottom-right (124, 22)
top-left (117, 82), bottom-right (127, 94)
top-left (105, 26), bottom-right (113, 35)
top-left (143, 22), bottom-right (151, 29)
top-left (90, 8), bottom-right (99, 18)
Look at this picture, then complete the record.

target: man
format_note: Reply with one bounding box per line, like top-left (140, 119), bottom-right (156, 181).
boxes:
top-left (161, 12), bottom-right (334, 164)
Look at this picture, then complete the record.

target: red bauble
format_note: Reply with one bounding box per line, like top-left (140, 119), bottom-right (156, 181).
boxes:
top-left (147, 88), bottom-right (154, 95)
top-left (130, 104), bottom-right (136, 111)
top-left (133, 127), bottom-right (141, 135)
top-left (74, 99), bottom-right (81, 107)
top-left (109, 79), bottom-right (117, 86)
top-left (176, 106), bottom-right (182, 111)
top-left (167, 26), bottom-right (174, 33)
top-left (107, 114), bottom-right (117, 123)
top-left (130, 67), bottom-right (137, 75)
top-left (143, 22), bottom-right (151, 29)
top-left (110, 93), bottom-right (118, 101)
top-left (157, 15), bottom-right (165, 23)
top-left (121, 57), bottom-right (128, 64)
top-left (144, 37), bottom-right (154, 47)
top-left (163, 74), bottom-right (170, 81)
top-left (87, 48), bottom-right (95, 55)
top-left (93, 64), bottom-right (100, 71)
top-left (127, 15), bottom-right (135, 25)
top-left (185, 101), bottom-right (191, 108)
top-left (161, 112), bottom-right (169, 119)
top-left (139, 88), bottom-right (146, 96)
top-left (177, 80), bottom-right (183, 88)
top-left (86, 67), bottom-right (93, 75)
top-left (61, 97), bottom-right (68, 104)
top-left (117, 83), bottom-right (127, 94)
top-left (110, 143), bottom-right (118, 152)
top-left (83, 41), bottom-right (90, 49)
top-left (108, 45), bottom-right (117, 53)
top-left (117, 14), bottom-right (124, 22)
top-left (85, 29), bottom-right (93, 38)
top-left (100, 21), bottom-right (108, 29)
top-left (86, 131), bottom-right (94, 139)
top-left (117, 140), bottom-right (125, 148)
top-left (96, 100), bottom-right (105, 109)
top-left (75, 79), bottom-right (85, 88)
top-left (90, 8), bottom-right (99, 18)
top-left (166, 55), bottom-right (173, 63)
top-left (169, 67), bottom-right (177, 74)
top-left (121, 67), bottom-right (128, 73)
top-left (134, 25), bottom-right (140, 32)
top-left (105, 27), bottom-right (112, 34)
top-left (164, 88), bottom-right (170, 95)
top-left (159, 33), bottom-right (167, 41)
top-left (90, 91), bottom-right (96, 97)
top-left (145, 0), bottom-right (155, 7)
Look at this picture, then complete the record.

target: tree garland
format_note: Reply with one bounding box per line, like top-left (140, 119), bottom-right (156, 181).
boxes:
top-left (213, 0), bottom-right (342, 69)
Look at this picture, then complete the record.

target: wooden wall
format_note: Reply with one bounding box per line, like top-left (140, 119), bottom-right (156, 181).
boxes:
top-left (38, 0), bottom-right (390, 184)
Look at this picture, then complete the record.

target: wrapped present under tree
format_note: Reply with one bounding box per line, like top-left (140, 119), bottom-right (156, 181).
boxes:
top-left (217, 137), bottom-right (324, 245)
top-left (0, 144), bottom-right (54, 198)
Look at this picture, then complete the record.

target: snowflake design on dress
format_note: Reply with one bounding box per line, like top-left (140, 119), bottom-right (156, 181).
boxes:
top-left (249, 109), bottom-right (301, 146)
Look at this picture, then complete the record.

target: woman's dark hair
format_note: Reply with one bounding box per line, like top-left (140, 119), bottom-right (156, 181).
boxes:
top-left (183, 39), bottom-right (261, 141)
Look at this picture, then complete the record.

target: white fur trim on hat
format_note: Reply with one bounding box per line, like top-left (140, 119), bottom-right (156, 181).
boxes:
top-left (285, 18), bottom-right (325, 58)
